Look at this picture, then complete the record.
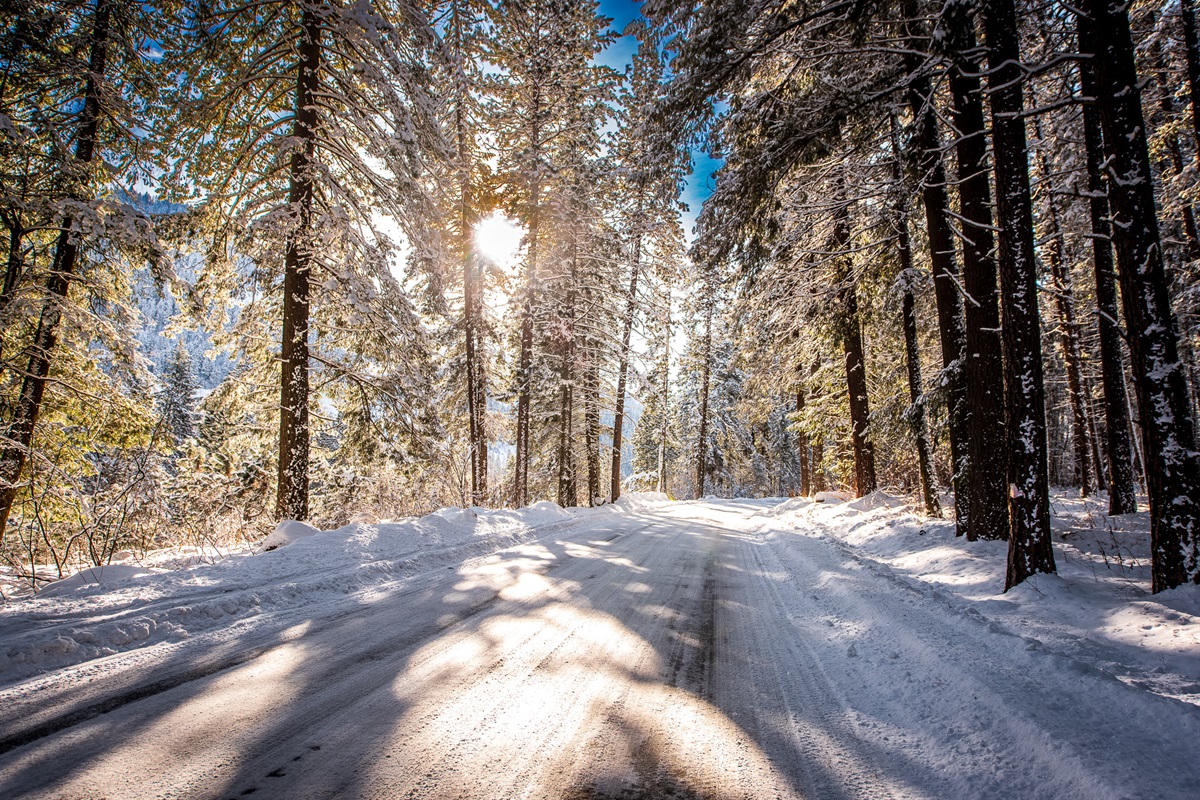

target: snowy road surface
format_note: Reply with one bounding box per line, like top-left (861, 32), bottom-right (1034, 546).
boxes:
top-left (1, 500), bottom-right (1197, 799)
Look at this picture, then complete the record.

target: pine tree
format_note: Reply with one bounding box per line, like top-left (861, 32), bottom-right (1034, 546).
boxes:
top-left (158, 342), bottom-right (198, 444)
top-left (165, 0), bottom-right (445, 521)
top-left (0, 0), bottom-right (168, 534)
top-left (486, 0), bottom-right (615, 506)
top-left (608, 21), bottom-right (686, 502)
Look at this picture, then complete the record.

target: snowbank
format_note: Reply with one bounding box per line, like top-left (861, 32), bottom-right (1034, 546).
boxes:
top-left (762, 489), bottom-right (1200, 707)
top-left (38, 565), bottom-right (163, 598)
top-left (0, 494), bottom-right (666, 686)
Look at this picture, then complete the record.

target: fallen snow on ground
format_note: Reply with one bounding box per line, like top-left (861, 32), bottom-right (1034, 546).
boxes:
top-left (0, 494), bottom-right (666, 685)
top-left (753, 489), bottom-right (1200, 707)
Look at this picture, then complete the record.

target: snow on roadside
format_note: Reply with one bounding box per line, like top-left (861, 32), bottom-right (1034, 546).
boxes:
top-left (755, 490), bottom-right (1200, 707)
top-left (0, 494), bottom-right (666, 687)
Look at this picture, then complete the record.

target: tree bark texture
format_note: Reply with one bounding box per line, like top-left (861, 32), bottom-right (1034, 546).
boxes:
top-left (944, 1), bottom-right (1009, 540)
top-left (896, 221), bottom-right (940, 516)
top-left (276, 6), bottom-right (322, 521)
top-left (0, 0), bottom-right (110, 534)
top-left (831, 196), bottom-right (876, 497)
top-left (902, 24), bottom-right (971, 535)
top-left (1182, 0), bottom-right (1200, 149)
top-left (1078, 28), bottom-right (1137, 515)
top-left (1083, 0), bottom-right (1200, 590)
top-left (983, 0), bottom-right (1056, 589)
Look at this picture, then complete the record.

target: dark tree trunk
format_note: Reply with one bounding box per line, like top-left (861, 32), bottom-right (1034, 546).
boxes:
top-left (657, 299), bottom-right (671, 494)
top-left (896, 218), bottom-right (940, 517)
top-left (556, 241), bottom-right (578, 508)
top-left (611, 234), bottom-right (642, 502)
top-left (795, 379), bottom-right (811, 498)
top-left (0, 221), bottom-right (23, 310)
top-left (842, 285), bottom-right (876, 497)
top-left (1032, 112), bottom-right (1094, 496)
top-left (695, 298), bottom-right (713, 498)
top-left (452, 5), bottom-right (486, 508)
top-left (583, 348), bottom-right (601, 506)
top-left (810, 360), bottom-right (826, 493)
top-left (832, 194), bottom-right (876, 497)
top-left (1085, 380), bottom-right (1108, 493)
top-left (464, 250), bottom-right (487, 506)
top-left (1182, 0), bottom-right (1200, 149)
top-left (1078, 25), bottom-right (1138, 515)
top-left (983, 0), bottom-right (1056, 589)
top-left (514, 114), bottom-right (541, 508)
top-left (944, 1), bottom-right (1009, 540)
top-left (902, 17), bottom-right (971, 534)
top-left (276, 6), bottom-right (322, 521)
top-left (0, 0), bottom-right (110, 534)
top-left (1083, 0), bottom-right (1200, 590)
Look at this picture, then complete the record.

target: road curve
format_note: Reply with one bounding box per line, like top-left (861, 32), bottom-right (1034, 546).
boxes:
top-left (0, 500), bottom-right (1196, 799)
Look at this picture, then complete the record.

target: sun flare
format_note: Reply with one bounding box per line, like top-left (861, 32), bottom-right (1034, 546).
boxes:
top-left (474, 212), bottom-right (525, 269)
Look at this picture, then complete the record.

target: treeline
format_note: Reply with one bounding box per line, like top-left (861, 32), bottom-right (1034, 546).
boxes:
top-left (0, 0), bottom-right (689, 591)
top-left (651, 0), bottom-right (1200, 592)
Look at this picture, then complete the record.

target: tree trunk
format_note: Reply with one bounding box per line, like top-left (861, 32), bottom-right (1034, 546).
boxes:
top-left (0, 221), bottom-right (23, 311)
top-left (1083, 0), bottom-right (1200, 590)
top-left (944, 1), bottom-right (1009, 540)
top-left (0, 0), bottom-right (110, 534)
top-left (895, 211), bottom-right (940, 516)
top-left (1032, 112), bottom-right (1094, 496)
top-left (795, 378), bottom-right (811, 498)
top-left (583, 346), bottom-right (601, 506)
top-left (657, 296), bottom-right (671, 494)
top-left (832, 195), bottom-right (876, 497)
top-left (1182, 0), bottom-right (1200, 149)
top-left (514, 114), bottom-right (541, 508)
top-left (275, 6), bottom-right (322, 521)
top-left (1085, 380), bottom-right (1108, 493)
top-left (902, 17), bottom-right (971, 535)
top-left (610, 234), bottom-right (642, 502)
top-left (452, 6), bottom-right (486, 508)
top-left (983, 0), bottom-right (1056, 589)
top-left (556, 239), bottom-right (578, 508)
top-left (810, 360), bottom-right (826, 493)
top-left (695, 297), bottom-right (713, 498)
top-left (1078, 24), bottom-right (1138, 515)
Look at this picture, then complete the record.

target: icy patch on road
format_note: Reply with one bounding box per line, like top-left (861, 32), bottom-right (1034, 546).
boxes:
top-left (0, 495), bottom-right (666, 686)
top-left (759, 490), bottom-right (1200, 707)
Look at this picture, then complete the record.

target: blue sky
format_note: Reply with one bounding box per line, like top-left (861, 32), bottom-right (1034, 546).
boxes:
top-left (597, 0), bottom-right (720, 238)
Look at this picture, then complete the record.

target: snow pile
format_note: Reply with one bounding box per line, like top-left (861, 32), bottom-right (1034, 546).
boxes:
top-left (763, 490), bottom-right (1200, 706)
top-left (0, 496), bottom-right (661, 686)
top-left (261, 520), bottom-right (322, 550)
top-left (37, 565), bottom-right (163, 598)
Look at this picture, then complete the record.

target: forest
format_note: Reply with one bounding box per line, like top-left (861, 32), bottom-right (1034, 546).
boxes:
top-left (1, 0), bottom-right (1199, 597)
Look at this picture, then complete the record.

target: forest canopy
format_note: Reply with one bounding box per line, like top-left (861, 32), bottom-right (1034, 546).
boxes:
top-left (1, 0), bottom-right (1199, 594)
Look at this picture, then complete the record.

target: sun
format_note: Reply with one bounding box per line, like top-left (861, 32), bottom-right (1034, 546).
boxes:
top-left (474, 212), bottom-right (524, 270)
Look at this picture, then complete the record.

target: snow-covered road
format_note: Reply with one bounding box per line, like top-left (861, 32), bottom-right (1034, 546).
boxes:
top-left (1, 500), bottom-right (1197, 799)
